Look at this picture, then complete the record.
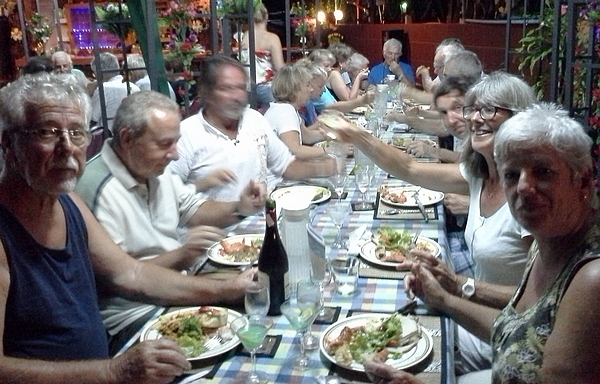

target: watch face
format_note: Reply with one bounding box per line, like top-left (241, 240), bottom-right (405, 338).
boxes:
top-left (462, 279), bottom-right (475, 298)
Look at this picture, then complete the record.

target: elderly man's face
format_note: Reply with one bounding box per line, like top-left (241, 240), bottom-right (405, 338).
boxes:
top-left (122, 109), bottom-right (181, 182)
top-left (8, 103), bottom-right (87, 195)
top-left (53, 56), bottom-right (73, 74)
top-left (434, 91), bottom-right (468, 140)
top-left (383, 46), bottom-right (402, 64)
top-left (205, 64), bottom-right (248, 121)
top-left (500, 147), bottom-right (589, 238)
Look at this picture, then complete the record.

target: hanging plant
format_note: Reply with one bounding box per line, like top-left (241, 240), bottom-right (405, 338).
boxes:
top-left (95, 3), bottom-right (133, 39)
top-left (217, 0), bottom-right (262, 18)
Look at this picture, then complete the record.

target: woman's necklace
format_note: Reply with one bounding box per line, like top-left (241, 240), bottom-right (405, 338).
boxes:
top-left (485, 179), bottom-right (500, 199)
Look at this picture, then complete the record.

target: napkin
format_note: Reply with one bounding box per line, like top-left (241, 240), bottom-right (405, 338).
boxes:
top-left (347, 224), bottom-right (370, 256)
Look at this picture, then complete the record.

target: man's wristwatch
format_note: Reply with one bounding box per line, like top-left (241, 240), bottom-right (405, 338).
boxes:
top-left (461, 277), bottom-right (475, 299)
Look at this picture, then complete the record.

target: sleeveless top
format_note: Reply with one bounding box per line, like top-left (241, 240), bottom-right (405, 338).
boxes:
top-left (239, 49), bottom-right (275, 85)
top-left (491, 223), bottom-right (600, 383)
top-left (0, 195), bottom-right (109, 359)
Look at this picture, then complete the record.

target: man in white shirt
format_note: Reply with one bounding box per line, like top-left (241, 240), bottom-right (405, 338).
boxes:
top-left (90, 52), bottom-right (140, 132)
top-left (76, 90), bottom-right (264, 354)
top-left (168, 55), bottom-right (336, 201)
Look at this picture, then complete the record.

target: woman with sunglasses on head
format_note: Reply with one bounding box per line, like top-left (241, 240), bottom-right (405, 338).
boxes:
top-left (324, 71), bottom-right (537, 378)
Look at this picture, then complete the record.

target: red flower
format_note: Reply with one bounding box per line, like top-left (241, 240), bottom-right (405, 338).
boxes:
top-left (590, 115), bottom-right (600, 129)
top-left (180, 42), bottom-right (192, 53)
top-left (182, 70), bottom-right (194, 80)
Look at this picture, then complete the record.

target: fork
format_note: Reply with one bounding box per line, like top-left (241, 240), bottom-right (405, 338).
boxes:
top-left (411, 227), bottom-right (423, 248)
top-left (203, 334), bottom-right (222, 350)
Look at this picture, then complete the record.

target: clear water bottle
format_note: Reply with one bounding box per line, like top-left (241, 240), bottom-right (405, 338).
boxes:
top-left (384, 74), bottom-right (398, 102)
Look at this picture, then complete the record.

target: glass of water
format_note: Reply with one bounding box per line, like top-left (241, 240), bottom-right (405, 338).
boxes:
top-left (245, 280), bottom-right (270, 317)
top-left (327, 201), bottom-right (351, 249)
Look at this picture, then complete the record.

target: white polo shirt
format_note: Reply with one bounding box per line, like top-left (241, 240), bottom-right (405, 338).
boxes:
top-left (76, 140), bottom-right (206, 335)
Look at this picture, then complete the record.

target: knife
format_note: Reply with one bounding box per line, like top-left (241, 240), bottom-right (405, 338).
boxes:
top-left (396, 300), bottom-right (417, 315)
top-left (412, 190), bottom-right (429, 223)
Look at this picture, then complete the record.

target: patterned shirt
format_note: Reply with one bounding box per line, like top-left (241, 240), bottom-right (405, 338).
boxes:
top-left (491, 222), bottom-right (600, 383)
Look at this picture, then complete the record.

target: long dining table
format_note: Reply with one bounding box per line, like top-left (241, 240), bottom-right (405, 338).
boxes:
top-left (118, 121), bottom-right (457, 384)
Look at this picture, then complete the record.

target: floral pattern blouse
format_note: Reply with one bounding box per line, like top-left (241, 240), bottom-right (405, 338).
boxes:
top-left (491, 223), bottom-right (600, 383)
top-left (239, 49), bottom-right (275, 85)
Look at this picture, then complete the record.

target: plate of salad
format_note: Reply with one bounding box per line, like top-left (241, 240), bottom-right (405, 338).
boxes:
top-left (320, 313), bottom-right (433, 372)
top-left (360, 228), bottom-right (441, 268)
top-left (207, 234), bottom-right (263, 266)
top-left (139, 306), bottom-right (242, 360)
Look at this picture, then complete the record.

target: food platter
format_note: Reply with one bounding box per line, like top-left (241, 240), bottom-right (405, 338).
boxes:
top-left (139, 307), bottom-right (243, 361)
top-left (320, 313), bottom-right (433, 372)
top-left (207, 234), bottom-right (263, 266)
top-left (270, 185), bottom-right (331, 205)
top-left (379, 186), bottom-right (444, 208)
top-left (360, 237), bottom-right (441, 269)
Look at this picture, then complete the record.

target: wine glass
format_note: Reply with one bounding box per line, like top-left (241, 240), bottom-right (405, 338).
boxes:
top-left (280, 293), bottom-right (321, 370)
top-left (296, 279), bottom-right (323, 351)
top-left (354, 166), bottom-right (371, 210)
top-left (310, 259), bottom-right (332, 321)
top-left (245, 281), bottom-right (270, 317)
top-left (329, 174), bottom-right (348, 202)
top-left (327, 201), bottom-right (351, 249)
top-left (230, 315), bottom-right (273, 384)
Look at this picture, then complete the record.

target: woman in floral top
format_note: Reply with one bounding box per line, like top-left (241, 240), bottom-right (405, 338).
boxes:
top-left (364, 103), bottom-right (600, 384)
top-left (240, 3), bottom-right (285, 111)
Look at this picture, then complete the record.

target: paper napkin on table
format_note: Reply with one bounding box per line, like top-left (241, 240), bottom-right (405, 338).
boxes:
top-left (347, 224), bottom-right (370, 256)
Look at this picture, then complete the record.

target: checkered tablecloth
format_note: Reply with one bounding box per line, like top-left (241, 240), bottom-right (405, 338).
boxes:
top-left (120, 128), bottom-right (457, 384)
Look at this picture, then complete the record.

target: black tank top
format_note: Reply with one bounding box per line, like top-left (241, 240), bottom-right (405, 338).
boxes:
top-left (0, 194), bottom-right (109, 359)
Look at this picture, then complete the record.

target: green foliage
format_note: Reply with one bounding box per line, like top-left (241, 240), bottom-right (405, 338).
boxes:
top-left (94, 3), bottom-right (132, 39)
top-left (217, 0), bottom-right (262, 17)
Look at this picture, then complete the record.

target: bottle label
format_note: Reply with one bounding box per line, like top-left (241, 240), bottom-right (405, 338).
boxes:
top-left (283, 270), bottom-right (291, 300)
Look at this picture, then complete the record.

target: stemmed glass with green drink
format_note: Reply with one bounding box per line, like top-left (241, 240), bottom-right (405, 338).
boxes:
top-left (280, 280), bottom-right (322, 370)
top-left (230, 315), bottom-right (273, 384)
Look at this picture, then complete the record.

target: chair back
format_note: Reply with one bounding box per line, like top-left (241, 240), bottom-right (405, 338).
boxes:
top-left (86, 126), bottom-right (108, 161)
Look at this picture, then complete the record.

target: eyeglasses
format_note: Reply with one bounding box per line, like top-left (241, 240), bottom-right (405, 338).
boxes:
top-left (462, 105), bottom-right (512, 120)
top-left (18, 128), bottom-right (91, 147)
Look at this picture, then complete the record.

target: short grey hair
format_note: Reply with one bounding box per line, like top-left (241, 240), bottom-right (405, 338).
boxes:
top-left (443, 50), bottom-right (483, 83)
top-left (51, 50), bottom-right (73, 65)
top-left (435, 38), bottom-right (464, 55)
top-left (495, 103), bottom-right (593, 177)
top-left (90, 52), bottom-right (119, 77)
top-left (462, 71), bottom-right (537, 178)
top-left (0, 73), bottom-right (91, 135)
top-left (112, 90), bottom-right (180, 148)
top-left (345, 53), bottom-right (369, 73)
top-left (464, 71), bottom-right (536, 113)
top-left (383, 38), bottom-right (402, 52)
top-left (125, 54), bottom-right (147, 83)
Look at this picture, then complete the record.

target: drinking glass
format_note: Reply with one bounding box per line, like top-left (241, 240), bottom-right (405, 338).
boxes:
top-left (365, 164), bottom-right (378, 203)
top-left (245, 281), bottom-right (270, 317)
top-left (296, 279), bottom-right (323, 351)
top-left (310, 259), bottom-right (332, 321)
top-left (280, 293), bottom-right (321, 370)
top-left (327, 201), bottom-right (351, 249)
top-left (329, 174), bottom-right (348, 202)
top-left (230, 315), bottom-right (273, 384)
top-left (354, 167), bottom-right (371, 210)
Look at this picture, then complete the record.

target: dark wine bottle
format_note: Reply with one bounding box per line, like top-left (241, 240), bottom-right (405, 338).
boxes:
top-left (257, 199), bottom-right (290, 316)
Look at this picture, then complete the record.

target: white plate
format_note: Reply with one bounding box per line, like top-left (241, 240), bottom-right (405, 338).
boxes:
top-left (380, 186), bottom-right (444, 208)
top-left (360, 237), bottom-right (441, 269)
top-left (139, 307), bottom-right (243, 361)
top-left (207, 234), bottom-right (263, 266)
top-left (320, 313), bottom-right (433, 372)
top-left (270, 186), bottom-right (331, 205)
